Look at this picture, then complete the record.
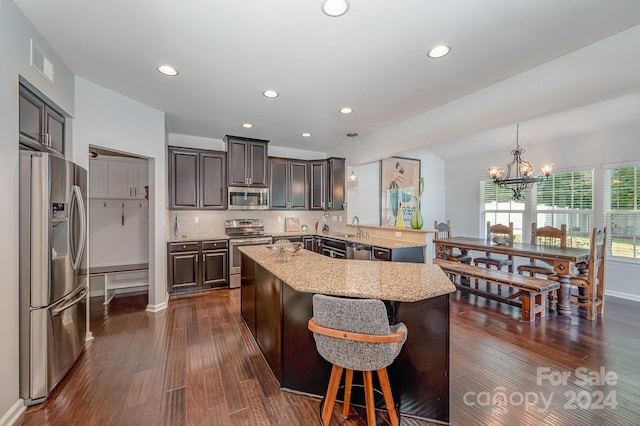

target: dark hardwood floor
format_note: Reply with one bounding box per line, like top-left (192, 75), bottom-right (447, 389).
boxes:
top-left (16, 288), bottom-right (640, 425)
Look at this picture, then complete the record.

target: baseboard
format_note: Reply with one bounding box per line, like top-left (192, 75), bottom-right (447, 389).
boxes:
top-left (0, 399), bottom-right (26, 426)
top-left (146, 299), bottom-right (168, 313)
top-left (605, 290), bottom-right (640, 303)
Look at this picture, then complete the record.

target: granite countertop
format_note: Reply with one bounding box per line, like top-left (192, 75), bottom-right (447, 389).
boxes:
top-left (167, 231), bottom-right (425, 249)
top-left (270, 231), bottom-right (425, 249)
top-left (239, 245), bottom-right (455, 302)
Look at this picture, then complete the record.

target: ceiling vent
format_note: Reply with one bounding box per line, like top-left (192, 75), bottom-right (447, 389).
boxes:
top-left (30, 39), bottom-right (54, 83)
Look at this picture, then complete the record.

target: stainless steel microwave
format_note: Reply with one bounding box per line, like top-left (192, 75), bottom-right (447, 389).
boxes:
top-left (228, 186), bottom-right (269, 210)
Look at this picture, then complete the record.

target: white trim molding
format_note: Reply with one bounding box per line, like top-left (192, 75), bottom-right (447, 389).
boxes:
top-left (0, 399), bottom-right (26, 426)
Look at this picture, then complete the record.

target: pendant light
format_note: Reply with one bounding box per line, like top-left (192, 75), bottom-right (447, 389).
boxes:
top-left (347, 132), bottom-right (359, 190)
top-left (488, 123), bottom-right (553, 200)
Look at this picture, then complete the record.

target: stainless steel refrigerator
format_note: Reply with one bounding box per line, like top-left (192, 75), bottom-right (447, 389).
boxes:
top-left (19, 151), bottom-right (88, 405)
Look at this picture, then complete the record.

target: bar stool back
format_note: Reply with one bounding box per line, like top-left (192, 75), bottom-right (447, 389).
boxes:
top-left (308, 294), bottom-right (407, 426)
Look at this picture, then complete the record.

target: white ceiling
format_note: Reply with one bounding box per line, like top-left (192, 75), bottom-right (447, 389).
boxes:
top-left (14, 0), bottom-right (640, 157)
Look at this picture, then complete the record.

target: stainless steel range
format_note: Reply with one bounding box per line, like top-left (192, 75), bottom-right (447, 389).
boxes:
top-left (225, 219), bottom-right (272, 288)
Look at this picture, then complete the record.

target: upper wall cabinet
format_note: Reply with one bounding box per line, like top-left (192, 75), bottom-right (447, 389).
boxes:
top-left (169, 146), bottom-right (226, 210)
top-left (269, 157), bottom-right (308, 210)
top-left (89, 157), bottom-right (148, 199)
top-left (19, 84), bottom-right (65, 157)
top-left (309, 157), bottom-right (345, 211)
top-left (224, 135), bottom-right (268, 187)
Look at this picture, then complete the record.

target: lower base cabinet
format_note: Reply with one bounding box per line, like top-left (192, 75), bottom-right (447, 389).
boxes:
top-left (168, 240), bottom-right (228, 294)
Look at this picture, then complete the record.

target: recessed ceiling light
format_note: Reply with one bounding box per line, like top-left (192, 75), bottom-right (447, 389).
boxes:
top-left (427, 45), bottom-right (451, 59)
top-left (301, 132), bottom-right (312, 138)
top-left (263, 90), bottom-right (279, 98)
top-left (242, 123), bottom-right (253, 129)
top-left (321, 0), bottom-right (349, 17)
top-left (339, 107), bottom-right (353, 114)
top-left (157, 65), bottom-right (179, 76)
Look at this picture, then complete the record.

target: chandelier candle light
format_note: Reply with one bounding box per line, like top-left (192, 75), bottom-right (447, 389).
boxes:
top-left (488, 124), bottom-right (553, 200)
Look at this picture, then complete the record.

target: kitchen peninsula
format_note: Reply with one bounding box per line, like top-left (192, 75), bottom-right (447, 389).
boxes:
top-left (239, 245), bottom-right (455, 423)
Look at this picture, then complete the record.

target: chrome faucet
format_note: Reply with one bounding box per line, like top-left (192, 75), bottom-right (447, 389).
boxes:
top-left (351, 216), bottom-right (362, 238)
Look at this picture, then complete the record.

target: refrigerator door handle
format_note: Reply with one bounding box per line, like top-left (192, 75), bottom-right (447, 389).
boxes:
top-left (69, 185), bottom-right (87, 270)
top-left (51, 287), bottom-right (88, 316)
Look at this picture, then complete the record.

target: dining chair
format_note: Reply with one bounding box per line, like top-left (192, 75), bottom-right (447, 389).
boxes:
top-left (518, 224), bottom-right (567, 277)
top-left (568, 227), bottom-right (607, 320)
top-left (433, 220), bottom-right (471, 264)
top-left (473, 222), bottom-right (514, 292)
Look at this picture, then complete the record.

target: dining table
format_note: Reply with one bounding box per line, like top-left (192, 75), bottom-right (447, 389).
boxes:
top-left (433, 236), bottom-right (590, 315)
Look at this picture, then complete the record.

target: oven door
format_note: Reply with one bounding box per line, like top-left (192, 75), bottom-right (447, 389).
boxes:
top-left (229, 237), bottom-right (272, 287)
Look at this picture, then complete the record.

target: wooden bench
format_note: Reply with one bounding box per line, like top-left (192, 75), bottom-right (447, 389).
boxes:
top-left (89, 263), bottom-right (149, 305)
top-left (435, 258), bottom-right (559, 322)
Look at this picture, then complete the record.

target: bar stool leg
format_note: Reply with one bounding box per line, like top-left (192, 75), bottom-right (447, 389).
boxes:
top-left (342, 369), bottom-right (353, 418)
top-left (322, 365), bottom-right (343, 425)
top-left (377, 368), bottom-right (399, 426)
top-left (362, 370), bottom-right (376, 426)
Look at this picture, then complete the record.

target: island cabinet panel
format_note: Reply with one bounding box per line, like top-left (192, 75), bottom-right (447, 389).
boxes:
top-left (239, 250), bottom-right (451, 423)
top-left (254, 265), bottom-right (282, 382)
top-left (240, 255), bottom-right (257, 336)
top-left (281, 285), bottom-right (331, 394)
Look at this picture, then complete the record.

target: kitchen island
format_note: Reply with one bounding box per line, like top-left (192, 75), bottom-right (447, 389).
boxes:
top-left (239, 245), bottom-right (455, 423)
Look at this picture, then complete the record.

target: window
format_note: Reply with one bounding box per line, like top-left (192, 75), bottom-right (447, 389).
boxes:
top-left (604, 165), bottom-right (640, 261)
top-left (480, 180), bottom-right (524, 242)
top-left (533, 170), bottom-right (594, 248)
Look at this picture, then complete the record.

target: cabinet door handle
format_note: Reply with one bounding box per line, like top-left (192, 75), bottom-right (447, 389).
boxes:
top-left (41, 134), bottom-right (47, 146)
top-left (134, 187), bottom-right (137, 197)
top-left (129, 187), bottom-right (133, 197)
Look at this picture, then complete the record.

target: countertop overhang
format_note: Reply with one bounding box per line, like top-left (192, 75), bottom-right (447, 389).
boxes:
top-left (239, 245), bottom-right (455, 302)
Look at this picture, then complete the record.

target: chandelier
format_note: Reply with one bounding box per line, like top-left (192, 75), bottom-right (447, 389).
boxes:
top-left (488, 124), bottom-right (553, 200)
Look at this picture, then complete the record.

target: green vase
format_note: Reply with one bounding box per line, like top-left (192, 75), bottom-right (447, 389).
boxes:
top-left (410, 203), bottom-right (423, 229)
top-left (410, 177), bottom-right (425, 229)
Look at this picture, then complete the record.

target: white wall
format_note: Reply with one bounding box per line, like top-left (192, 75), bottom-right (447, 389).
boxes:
top-left (347, 147), bottom-right (445, 229)
top-left (74, 77), bottom-right (167, 311)
top-left (445, 122), bottom-right (640, 300)
top-left (0, 0), bottom-right (77, 421)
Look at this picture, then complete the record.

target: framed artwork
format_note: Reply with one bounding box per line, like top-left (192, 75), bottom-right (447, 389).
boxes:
top-left (380, 157), bottom-right (421, 227)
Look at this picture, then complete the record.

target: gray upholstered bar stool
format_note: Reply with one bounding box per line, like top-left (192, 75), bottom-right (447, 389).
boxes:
top-left (308, 294), bottom-right (408, 426)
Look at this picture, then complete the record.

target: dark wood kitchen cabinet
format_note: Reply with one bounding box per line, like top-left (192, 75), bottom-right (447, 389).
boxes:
top-left (202, 241), bottom-right (229, 287)
top-left (169, 146), bottom-right (226, 210)
top-left (168, 242), bottom-right (200, 294)
top-left (224, 135), bottom-right (268, 187)
top-left (269, 157), bottom-right (308, 209)
top-left (372, 245), bottom-right (425, 263)
top-left (309, 157), bottom-right (345, 210)
top-left (19, 84), bottom-right (65, 157)
top-left (168, 240), bottom-right (229, 294)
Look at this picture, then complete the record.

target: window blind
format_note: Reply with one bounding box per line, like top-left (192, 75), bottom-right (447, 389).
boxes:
top-left (603, 165), bottom-right (640, 262)
top-left (532, 170), bottom-right (594, 248)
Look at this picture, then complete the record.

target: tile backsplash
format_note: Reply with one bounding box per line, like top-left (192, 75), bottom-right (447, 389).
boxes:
top-left (168, 210), bottom-right (348, 238)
